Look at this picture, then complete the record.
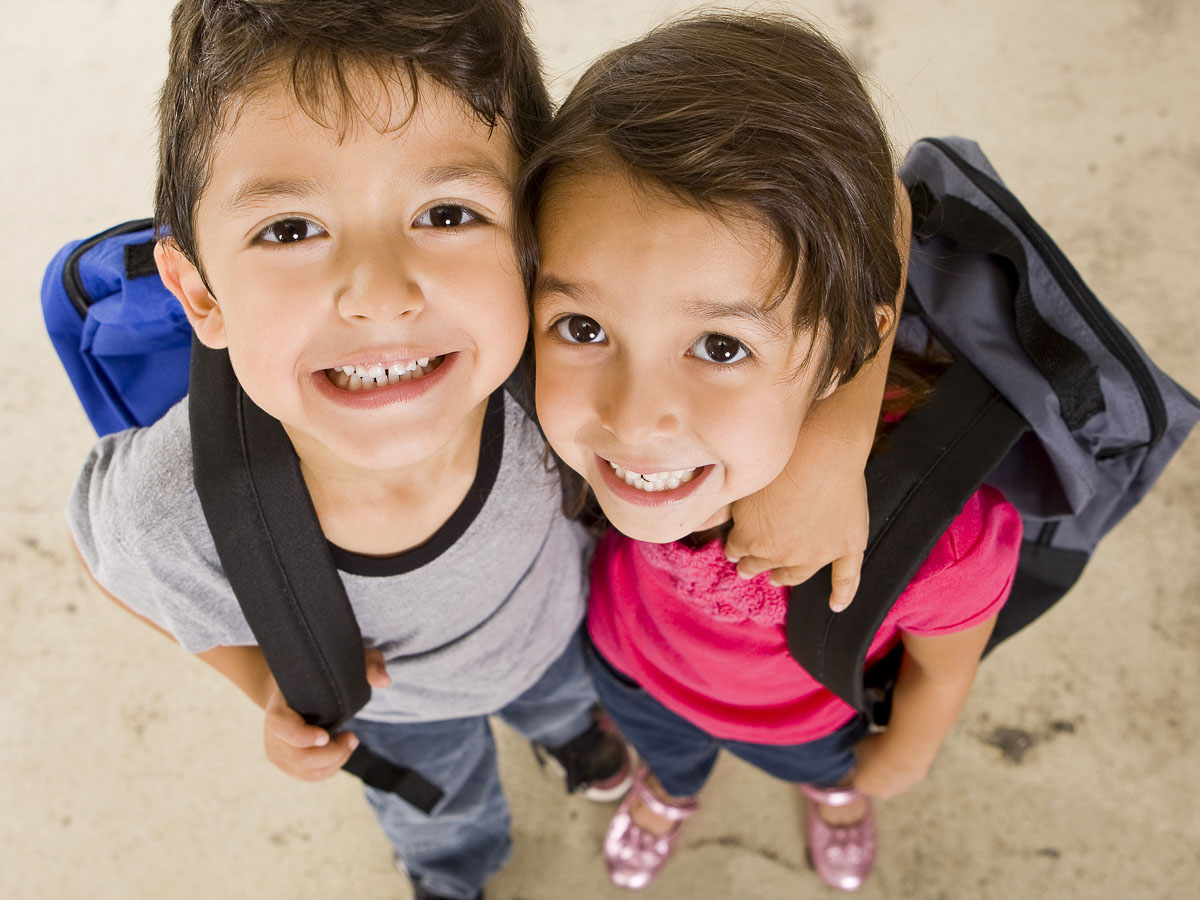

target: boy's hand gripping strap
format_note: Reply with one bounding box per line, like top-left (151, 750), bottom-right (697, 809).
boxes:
top-left (785, 356), bottom-right (1028, 713)
top-left (189, 340), bottom-right (443, 814)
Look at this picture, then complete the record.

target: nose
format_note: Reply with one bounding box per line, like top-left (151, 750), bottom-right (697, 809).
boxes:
top-left (596, 356), bottom-right (682, 446)
top-left (336, 237), bottom-right (425, 321)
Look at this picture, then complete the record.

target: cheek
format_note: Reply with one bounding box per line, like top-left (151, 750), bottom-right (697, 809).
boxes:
top-left (707, 390), bottom-right (807, 481)
top-left (532, 352), bottom-right (590, 455)
top-left (450, 264), bottom-right (528, 345)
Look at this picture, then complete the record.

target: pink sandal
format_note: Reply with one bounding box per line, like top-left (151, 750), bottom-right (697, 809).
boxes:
top-left (603, 767), bottom-right (698, 890)
top-left (799, 783), bottom-right (877, 892)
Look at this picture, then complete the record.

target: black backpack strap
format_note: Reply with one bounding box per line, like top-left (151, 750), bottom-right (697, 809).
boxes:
top-left (785, 357), bottom-right (1028, 714)
top-left (188, 340), bottom-right (443, 813)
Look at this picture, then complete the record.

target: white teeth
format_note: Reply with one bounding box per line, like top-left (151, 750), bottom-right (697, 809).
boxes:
top-left (331, 357), bottom-right (440, 391)
top-left (609, 461), bottom-right (699, 493)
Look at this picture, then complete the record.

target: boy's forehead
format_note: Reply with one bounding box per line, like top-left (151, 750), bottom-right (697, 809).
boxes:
top-left (205, 68), bottom-right (518, 197)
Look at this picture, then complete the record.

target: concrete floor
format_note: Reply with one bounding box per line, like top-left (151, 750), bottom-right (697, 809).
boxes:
top-left (3, 1), bottom-right (1198, 897)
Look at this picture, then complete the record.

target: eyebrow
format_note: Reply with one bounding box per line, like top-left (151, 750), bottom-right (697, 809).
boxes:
top-left (222, 161), bottom-right (513, 218)
top-left (224, 176), bottom-right (323, 216)
top-left (679, 298), bottom-right (789, 338)
top-left (417, 162), bottom-right (513, 194)
top-left (532, 272), bottom-right (590, 304)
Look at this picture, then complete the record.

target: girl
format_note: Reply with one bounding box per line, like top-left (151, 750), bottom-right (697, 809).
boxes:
top-left (519, 13), bottom-right (1023, 892)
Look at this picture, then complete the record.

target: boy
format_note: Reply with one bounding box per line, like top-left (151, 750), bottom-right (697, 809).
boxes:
top-left (67, 3), bottom-right (629, 899)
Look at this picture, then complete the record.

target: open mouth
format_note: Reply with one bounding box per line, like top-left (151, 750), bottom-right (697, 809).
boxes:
top-left (607, 461), bottom-right (701, 493)
top-left (325, 356), bottom-right (444, 391)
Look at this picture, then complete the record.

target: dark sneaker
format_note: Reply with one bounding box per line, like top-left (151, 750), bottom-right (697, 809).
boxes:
top-left (398, 858), bottom-right (483, 900)
top-left (535, 708), bottom-right (634, 802)
top-left (411, 880), bottom-right (482, 900)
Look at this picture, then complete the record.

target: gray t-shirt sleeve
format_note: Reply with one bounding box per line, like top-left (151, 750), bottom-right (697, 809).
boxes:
top-left (66, 400), bottom-right (253, 653)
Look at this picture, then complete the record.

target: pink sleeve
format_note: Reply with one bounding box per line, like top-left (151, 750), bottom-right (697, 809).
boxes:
top-left (894, 485), bottom-right (1024, 637)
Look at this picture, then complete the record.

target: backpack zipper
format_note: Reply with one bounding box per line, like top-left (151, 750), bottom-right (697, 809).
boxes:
top-left (61, 218), bottom-right (155, 319)
top-left (922, 138), bottom-right (1167, 453)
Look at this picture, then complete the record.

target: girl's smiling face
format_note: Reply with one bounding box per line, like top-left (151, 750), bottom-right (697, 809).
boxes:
top-left (533, 167), bottom-right (831, 543)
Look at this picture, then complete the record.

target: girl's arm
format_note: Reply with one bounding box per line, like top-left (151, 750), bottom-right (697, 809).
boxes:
top-left (851, 614), bottom-right (997, 799)
top-left (726, 175), bottom-right (912, 610)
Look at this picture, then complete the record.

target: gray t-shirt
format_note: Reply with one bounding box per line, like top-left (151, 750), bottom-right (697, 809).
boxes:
top-left (68, 390), bottom-right (591, 723)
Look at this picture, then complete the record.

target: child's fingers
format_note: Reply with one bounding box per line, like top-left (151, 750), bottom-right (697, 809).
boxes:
top-left (273, 731), bottom-right (361, 783)
top-left (738, 555), bottom-right (824, 586)
top-left (294, 731), bottom-right (360, 778)
top-left (732, 552), bottom-right (862, 612)
top-left (826, 553), bottom-right (863, 612)
top-left (722, 527), bottom-right (771, 564)
top-left (364, 648), bottom-right (392, 688)
top-left (732, 555), bottom-right (780, 581)
top-left (265, 700), bottom-right (332, 749)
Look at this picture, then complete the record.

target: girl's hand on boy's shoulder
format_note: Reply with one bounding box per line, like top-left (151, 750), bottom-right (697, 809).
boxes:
top-left (850, 733), bottom-right (930, 800)
top-left (725, 466), bottom-right (868, 611)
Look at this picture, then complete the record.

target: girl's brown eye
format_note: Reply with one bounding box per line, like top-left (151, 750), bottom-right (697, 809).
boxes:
top-left (694, 333), bottom-right (749, 364)
top-left (555, 315), bottom-right (606, 344)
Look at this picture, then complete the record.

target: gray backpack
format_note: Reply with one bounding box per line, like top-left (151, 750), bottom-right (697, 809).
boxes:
top-left (786, 137), bottom-right (1200, 724)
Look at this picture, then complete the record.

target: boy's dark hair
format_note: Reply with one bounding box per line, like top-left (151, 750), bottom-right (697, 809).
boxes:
top-left (517, 12), bottom-right (900, 393)
top-left (156, 0), bottom-right (550, 265)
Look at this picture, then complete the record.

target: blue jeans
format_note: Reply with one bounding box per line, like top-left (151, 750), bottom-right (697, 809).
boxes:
top-left (585, 636), bottom-right (867, 798)
top-left (348, 631), bottom-right (597, 899)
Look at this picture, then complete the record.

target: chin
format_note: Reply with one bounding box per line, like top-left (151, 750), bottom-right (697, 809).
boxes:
top-left (601, 505), bottom-right (706, 545)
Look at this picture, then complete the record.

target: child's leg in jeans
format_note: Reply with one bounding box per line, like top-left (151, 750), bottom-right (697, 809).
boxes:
top-left (497, 628), bottom-right (631, 797)
top-left (496, 629), bottom-right (597, 748)
top-left (724, 716), bottom-right (871, 825)
top-left (584, 637), bottom-right (721, 830)
top-left (349, 716), bottom-right (508, 900)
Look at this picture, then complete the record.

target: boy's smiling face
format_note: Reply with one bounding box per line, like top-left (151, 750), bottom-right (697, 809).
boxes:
top-left (162, 71), bottom-right (526, 474)
top-left (533, 167), bottom-right (831, 543)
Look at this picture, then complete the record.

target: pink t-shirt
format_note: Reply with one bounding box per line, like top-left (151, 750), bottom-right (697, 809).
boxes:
top-left (586, 485), bottom-right (1023, 745)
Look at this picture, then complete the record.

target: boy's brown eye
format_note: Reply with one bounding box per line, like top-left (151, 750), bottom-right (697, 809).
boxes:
top-left (430, 205), bottom-right (465, 227)
top-left (415, 204), bottom-right (481, 228)
top-left (261, 218), bottom-right (323, 244)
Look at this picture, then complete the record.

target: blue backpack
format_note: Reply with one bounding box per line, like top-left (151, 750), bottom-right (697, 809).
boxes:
top-left (43, 218), bottom-right (189, 435)
top-left (43, 138), bottom-right (1200, 735)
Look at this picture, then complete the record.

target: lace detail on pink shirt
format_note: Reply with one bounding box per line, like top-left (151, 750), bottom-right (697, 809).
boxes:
top-left (636, 538), bottom-right (789, 626)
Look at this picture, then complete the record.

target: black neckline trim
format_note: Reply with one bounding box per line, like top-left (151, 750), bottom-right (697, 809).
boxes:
top-left (328, 390), bottom-right (505, 577)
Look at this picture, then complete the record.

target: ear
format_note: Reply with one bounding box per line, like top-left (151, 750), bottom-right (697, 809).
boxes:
top-left (814, 374), bottom-right (840, 403)
top-left (876, 303), bottom-right (897, 342)
top-left (155, 240), bottom-right (228, 349)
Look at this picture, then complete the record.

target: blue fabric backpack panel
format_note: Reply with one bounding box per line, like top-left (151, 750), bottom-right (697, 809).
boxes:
top-left (42, 218), bottom-right (192, 436)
